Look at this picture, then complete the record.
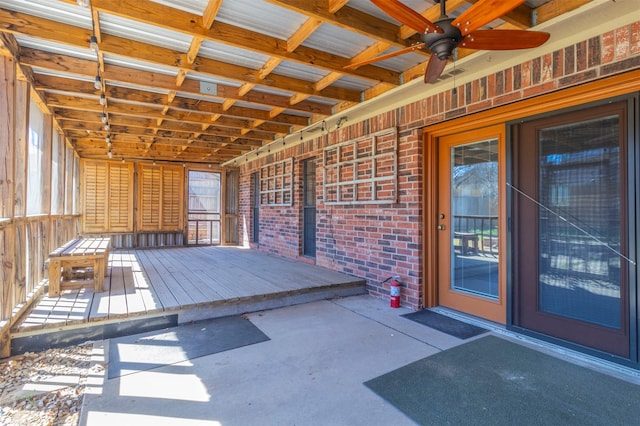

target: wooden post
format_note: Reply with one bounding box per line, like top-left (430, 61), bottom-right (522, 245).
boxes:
top-left (0, 56), bottom-right (15, 220)
top-left (0, 326), bottom-right (10, 359)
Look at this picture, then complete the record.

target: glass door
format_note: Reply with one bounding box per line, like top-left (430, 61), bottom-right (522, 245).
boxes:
top-left (437, 125), bottom-right (506, 323)
top-left (187, 171), bottom-right (221, 245)
top-left (512, 101), bottom-right (630, 358)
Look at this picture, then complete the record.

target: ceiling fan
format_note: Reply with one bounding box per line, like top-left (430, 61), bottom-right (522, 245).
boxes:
top-left (345, 0), bottom-right (550, 83)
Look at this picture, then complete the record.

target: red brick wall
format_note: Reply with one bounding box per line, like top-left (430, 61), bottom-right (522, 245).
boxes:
top-left (237, 21), bottom-right (640, 310)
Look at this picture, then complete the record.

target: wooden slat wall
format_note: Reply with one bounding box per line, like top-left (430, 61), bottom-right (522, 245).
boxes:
top-left (0, 228), bottom-right (13, 321)
top-left (0, 56), bottom-right (14, 220)
top-left (0, 56), bottom-right (80, 345)
top-left (13, 78), bottom-right (27, 217)
top-left (0, 56), bottom-right (15, 322)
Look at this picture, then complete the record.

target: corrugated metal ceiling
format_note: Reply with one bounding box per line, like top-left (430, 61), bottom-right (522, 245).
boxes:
top-left (0, 0), bottom-right (583, 164)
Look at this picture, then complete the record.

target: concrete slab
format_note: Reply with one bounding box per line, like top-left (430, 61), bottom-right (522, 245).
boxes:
top-left (80, 295), bottom-right (640, 425)
top-left (80, 295), bottom-right (449, 426)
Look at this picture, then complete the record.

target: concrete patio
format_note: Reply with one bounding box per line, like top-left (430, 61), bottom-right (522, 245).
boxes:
top-left (79, 295), bottom-right (640, 426)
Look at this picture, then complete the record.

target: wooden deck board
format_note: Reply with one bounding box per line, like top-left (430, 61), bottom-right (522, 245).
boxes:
top-left (134, 249), bottom-right (183, 309)
top-left (12, 246), bottom-right (364, 335)
top-left (107, 253), bottom-right (129, 319)
top-left (88, 271), bottom-right (110, 322)
top-left (117, 252), bottom-right (148, 315)
top-left (66, 288), bottom-right (92, 325)
top-left (151, 248), bottom-right (214, 306)
top-left (124, 250), bottom-right (164, 315)
top-left (190, 247), bottom-right (285, 297)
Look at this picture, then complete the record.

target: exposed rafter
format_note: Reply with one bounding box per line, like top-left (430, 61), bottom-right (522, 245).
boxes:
top-left (0, 0), bottom-right (583, 164)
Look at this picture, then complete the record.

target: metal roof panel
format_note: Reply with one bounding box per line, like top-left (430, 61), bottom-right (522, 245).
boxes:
top-left (198, 40), bottom-right (271, 69)
top-left (302, 22), bottom-right (376, 58)
top-left (149, 0), bottom-right (209, 15)
top-left (0, 0), bottom-right (92, 29)
top-left (185, 71), bottom-right (242, 88)
top-left (98, 12), bottom-right (192, 52)
top-left (216, 0), bottom-right (308, 40)
top-left (103, 53), bottom-right (179, 76)
top-left (331, 74), bottom-right (377, 92)
top-left (273, 60), bottom-right (330, 83)
top-left (14, 34), bottom-right (96, 60)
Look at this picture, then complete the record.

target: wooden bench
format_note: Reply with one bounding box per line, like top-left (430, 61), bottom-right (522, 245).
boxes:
top-left (48, 237), bottom-right (111, 297)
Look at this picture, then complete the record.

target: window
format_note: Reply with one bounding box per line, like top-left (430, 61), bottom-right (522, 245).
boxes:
top-left (65, 146), bottom-right (75, 215)
top-left (323, 127), bottom-right (397, 205)
top-left (27, 101), bottom-right (45, 215)
top-left (51, 131), bottom-right (64, 215)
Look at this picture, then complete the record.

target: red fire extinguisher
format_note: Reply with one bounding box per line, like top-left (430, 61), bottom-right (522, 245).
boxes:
top-left (383, 276), bottom-right (402, 308)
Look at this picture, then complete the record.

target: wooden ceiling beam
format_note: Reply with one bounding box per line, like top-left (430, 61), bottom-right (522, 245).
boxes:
top-left (52, 106), bottom-right (278, 141)
top-left (0, 32), bottom-right (19, 58)
top-left (59, 116), bottom-right (264, 144)
top-left (68, 0), bottom-right (404, 85)
top-left (327, 0), bottom-right (349, 14)
top-left (72, 132), bottom-right (261, 150)
top-left (0, 8), bottom-right (358, 103)
top-left (536, 0), bottom-right (592, 24)
top-left (26, 50), bottom-right (333, 116)
top-left (263, 0), bottom-right (421, 46)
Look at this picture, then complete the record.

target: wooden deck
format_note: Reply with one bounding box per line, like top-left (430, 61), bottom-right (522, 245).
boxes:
top-left (10, 246), bottom-right (365, 347)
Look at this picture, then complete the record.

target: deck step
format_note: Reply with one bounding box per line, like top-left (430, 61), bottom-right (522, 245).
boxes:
top-left (10, 280), bottom-right (366, 356)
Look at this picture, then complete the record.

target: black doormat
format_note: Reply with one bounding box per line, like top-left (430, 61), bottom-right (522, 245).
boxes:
top-left (402, 309), bottom-right (487, 339)
top-left (108, 315), bottom-right (269, 379)
top-left (365, 335), bottom-right (640, 426)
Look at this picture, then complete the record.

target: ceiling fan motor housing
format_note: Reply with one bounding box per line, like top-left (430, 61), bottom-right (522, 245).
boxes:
top-left (422, 18), bottom-right (463, 60)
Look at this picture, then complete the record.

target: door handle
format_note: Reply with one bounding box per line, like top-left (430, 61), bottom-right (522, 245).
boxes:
top-left (437, 224), bottom-right (446, 231)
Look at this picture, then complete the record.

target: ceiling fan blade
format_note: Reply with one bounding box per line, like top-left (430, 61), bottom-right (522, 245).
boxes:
top-left (344, 43), bottom-right (425, 70)
top-left (460, 30), bottom-right (550, 50)
top-left (424, 55), bottom-right (448, 84)
top-left (452, 0), bottom-right (527, 36)
top-left (371, 0), bottom-right (442, 34)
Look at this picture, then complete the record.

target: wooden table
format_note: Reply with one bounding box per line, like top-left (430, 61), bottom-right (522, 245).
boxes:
top-left (48, 238), bottom-right (111, 297)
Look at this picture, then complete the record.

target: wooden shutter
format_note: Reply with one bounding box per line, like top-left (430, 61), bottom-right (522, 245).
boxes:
top-left (139, 164), bottom-right (183, 231)
top-left (108, 163), bottom-right (133, 231)
top-left (140, 165), bottom-right (161, 230)
top-left (161, 167), bottom-right (183, 229)
top-left (83, 161), bottom-right (108, 232)
top-left (83, 160), bottom-right (133, 233)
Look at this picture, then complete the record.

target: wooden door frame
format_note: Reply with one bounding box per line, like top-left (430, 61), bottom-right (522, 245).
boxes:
top-left (422, 69), bottom-right (640, 312)
top-left (435, 125), bottom-right (507, 323)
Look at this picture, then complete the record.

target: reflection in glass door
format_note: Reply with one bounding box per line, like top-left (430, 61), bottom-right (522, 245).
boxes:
top-left (538, 118), bottom-right (622, 328)
top-left (513, 101), bottom-right (630, 358)
top-left (451, 140), bottom-right (499, 299)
